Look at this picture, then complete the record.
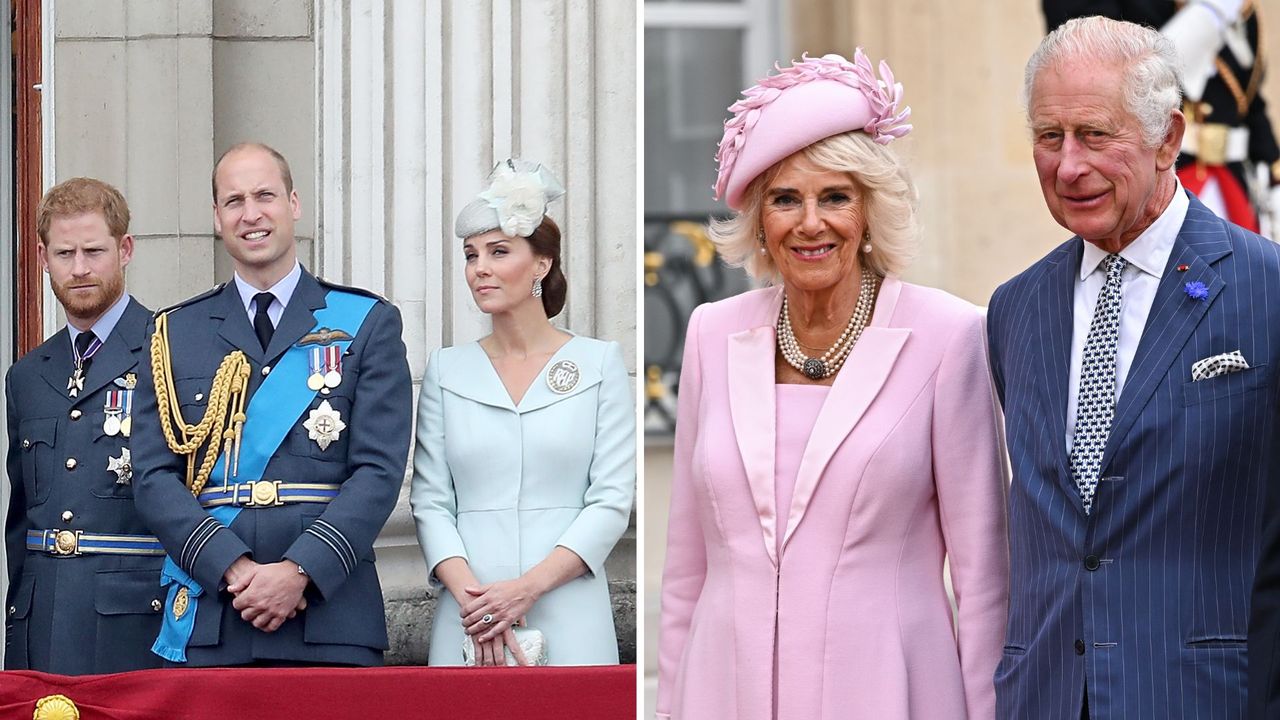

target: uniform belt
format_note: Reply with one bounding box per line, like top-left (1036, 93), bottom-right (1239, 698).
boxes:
top-left (196, 481), bottom-right (341, 508)
top-left (1182, 122), bottom-right (1250, 164)
top-left (26, 529), bottom-right (165, 557)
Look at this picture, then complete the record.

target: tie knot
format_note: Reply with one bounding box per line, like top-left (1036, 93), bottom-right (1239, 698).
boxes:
top-left (253, 292), bottom-right (275, 316)
top-left (1103, 253), bottom-right (1127, 279)
top-left (74, 331), bottom-right (97, 358)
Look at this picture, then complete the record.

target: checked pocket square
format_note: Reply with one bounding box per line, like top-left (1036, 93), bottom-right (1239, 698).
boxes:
top-left (1191, 350), bottom-right (1250, 381)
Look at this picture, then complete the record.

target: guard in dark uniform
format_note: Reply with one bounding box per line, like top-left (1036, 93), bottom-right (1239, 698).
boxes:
top-left (129, 143), bottom-right (411, 666)
top-left (1045, 0), bottom-right (1280, 235)
top-left (4, 178), bottom-right (164, 673)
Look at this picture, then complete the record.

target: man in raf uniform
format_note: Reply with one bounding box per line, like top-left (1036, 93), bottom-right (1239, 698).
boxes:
top-left (5, 178), bottom-right (165, 673)
top-left (130, 142), bottom-right (411, 666)
top-left (1044, 0), bottom-right (1280, 236)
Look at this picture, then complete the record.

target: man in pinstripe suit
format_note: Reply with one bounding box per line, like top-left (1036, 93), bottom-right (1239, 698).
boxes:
top-left (988, 17), bottom-right (1280, 719)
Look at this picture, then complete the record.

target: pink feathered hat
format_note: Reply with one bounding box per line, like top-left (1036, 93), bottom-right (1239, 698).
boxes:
top-left (713, 50), bottom-right (912, 210)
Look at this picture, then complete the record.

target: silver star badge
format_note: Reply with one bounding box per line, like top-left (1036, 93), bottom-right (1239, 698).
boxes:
top-left (107, 447), bottom-right (133, 485)
top-left (303, 399), bottom-right (346, 451)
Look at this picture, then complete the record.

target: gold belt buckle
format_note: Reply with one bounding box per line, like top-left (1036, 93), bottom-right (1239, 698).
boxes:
top-left (51, 530), bottom-right (81, 556)
top-left (1197, 122), bottom-right (1229, 166)
top-left (244, 480), bottom-right (283, 507)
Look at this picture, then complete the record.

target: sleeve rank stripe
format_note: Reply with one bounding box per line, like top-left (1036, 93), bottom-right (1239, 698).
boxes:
top-left (180, 516), bottom-right (218, 567)
top-left (182, 516), bottom-right (221, 569)
top-left (312, 519), bottom-right (357, 568)
top-left (304, 526), bottom-right (352, 574)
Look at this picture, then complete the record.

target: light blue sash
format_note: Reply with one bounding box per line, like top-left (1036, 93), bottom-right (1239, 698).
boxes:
top-left (153, 290), bottom-right (376, 661)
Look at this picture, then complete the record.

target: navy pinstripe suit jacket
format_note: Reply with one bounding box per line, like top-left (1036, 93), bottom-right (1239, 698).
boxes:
top-left (988, 193), bottom-right (1280, 720)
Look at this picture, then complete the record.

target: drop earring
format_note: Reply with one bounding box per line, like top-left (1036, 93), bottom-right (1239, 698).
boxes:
top-left (862, 231), bottom-right (872, 254)
top-left (532, 277), bottom-right (544, 298)
top-left (758, 229), bottom-right (767, 255)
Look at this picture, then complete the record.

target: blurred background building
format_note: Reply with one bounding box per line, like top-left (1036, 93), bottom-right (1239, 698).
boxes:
top-left (643, 0), bottom-right (1280, 710)
top-left (0, 0), bottom-right (637, 665)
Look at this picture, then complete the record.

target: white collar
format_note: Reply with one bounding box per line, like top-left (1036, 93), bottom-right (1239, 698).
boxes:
top-left (1079, 179), bottom-right (1189, 281)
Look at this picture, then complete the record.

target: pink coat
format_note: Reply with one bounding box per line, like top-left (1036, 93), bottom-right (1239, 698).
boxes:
top-left (656, 278), bottom-right (1009, 720)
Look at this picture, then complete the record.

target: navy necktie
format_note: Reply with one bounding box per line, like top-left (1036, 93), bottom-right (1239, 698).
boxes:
top-left (253, 292), bottom-right (275, 351)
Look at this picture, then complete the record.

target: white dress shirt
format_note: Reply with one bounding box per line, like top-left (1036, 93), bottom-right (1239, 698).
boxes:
top-left (1066, 184), bottom-right (1189, 451)
top-left (232, 260), bottom-right (302, 329)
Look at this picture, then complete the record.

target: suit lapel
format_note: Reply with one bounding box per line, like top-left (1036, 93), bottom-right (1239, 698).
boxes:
top-left (214, 283), bottom-right (264, 364)
top-left (726, 289), bottom-right (782, 568)
top-left (264, 272), bottom-right (327, 362)
top-left (74, 298), bottom-right (149, 404)
top-left (781, 277), bottom-right (909, 552)
top-left (1041, 242), bottom-right (1084, 507)
top-left (1100, 201), bottom-right (1230, 473)
top-left (38, 328), bottom-right (74, 397)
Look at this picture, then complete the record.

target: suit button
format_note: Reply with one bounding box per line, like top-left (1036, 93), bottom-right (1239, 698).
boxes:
top-left (65, 458), bottom-right (77, 470)
top-left (194, 392), bottom-right (204, 402)
top-left (262, 366), bottom-right (271, 376)
top-left (7, 606), bottom-right (13, 616)
top-left (1084, 555), bottom-right (1101, 571)
top-left (70, 409), bottom-right (82, 420)
top-left (61, 510), bottom-right (73, 522)
top-left (151, 599), bottom-right (162, 612)
top-left (1074, 639), bottom-right (1086, 655)
top-left (21, 439), bottom-right (30, 448)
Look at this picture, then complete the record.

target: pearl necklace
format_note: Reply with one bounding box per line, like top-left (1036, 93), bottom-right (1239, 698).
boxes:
top-left (777, 266), bottom-right (879, 380)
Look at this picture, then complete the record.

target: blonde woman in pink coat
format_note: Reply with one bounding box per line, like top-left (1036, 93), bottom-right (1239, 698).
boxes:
top-left (655, 51), bottom-right (1009, 720)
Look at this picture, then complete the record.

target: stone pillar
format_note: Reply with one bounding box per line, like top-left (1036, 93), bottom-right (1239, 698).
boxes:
top-left (50, 0), bottom-right (221, 314)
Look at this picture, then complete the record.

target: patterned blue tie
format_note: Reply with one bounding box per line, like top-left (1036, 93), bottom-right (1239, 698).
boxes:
top-left (1070, 253), bottom-right (1127, 514)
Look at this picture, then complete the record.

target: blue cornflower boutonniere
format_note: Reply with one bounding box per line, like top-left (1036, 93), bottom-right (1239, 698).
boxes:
top-left (1184, 280), bottom-right (1209, 301)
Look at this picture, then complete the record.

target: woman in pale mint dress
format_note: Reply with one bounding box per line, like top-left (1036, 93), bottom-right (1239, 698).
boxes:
top-left (410, 160), bottom-right (635, 666)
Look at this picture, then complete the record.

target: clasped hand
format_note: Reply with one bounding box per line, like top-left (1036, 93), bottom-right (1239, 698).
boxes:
top-left (460, 577), bottom-right (539, 642)
top-left (225, 556), bottom-right (309, 633)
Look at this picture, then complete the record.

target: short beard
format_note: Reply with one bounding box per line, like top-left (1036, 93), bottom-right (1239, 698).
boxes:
top-left (52, 270), bottom-right (125, 323)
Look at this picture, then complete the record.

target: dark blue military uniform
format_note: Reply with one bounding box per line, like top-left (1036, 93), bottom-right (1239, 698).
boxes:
top-left (130, 270), bottom-right (411, 666)
top-left (4, 297), bottom-right (165, 673)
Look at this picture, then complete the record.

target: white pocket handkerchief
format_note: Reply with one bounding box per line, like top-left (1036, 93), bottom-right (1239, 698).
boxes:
top-left (1191, 350), bottom-right (1250, 381)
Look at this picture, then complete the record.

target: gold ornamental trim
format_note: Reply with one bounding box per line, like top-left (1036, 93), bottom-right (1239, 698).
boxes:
top-left (33, 694), bottom-right (79, 720)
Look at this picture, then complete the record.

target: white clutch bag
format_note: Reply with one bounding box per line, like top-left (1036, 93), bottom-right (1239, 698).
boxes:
top-left (462, 626), bottom-right (548, 666)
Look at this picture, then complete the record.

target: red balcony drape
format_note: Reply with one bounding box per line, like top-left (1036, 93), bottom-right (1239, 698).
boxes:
top-left (0, 664), bottom-right (636, 719)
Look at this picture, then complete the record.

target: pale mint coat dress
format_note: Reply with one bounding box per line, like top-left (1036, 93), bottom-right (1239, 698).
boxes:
top-left (410, 336), bottom-right (635, 666)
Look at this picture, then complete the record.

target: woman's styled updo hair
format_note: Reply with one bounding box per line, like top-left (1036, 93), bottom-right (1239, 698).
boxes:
top-left (526, 216), bottom-right (568, 318)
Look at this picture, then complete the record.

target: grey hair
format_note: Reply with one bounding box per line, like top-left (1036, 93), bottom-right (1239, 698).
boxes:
top-left (708, 131), bottom-right (918, 283)
top-left (1024, 16), bottom-right (1182, 147)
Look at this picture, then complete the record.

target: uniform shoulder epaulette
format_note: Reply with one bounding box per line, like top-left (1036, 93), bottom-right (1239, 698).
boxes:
top-left (154, 283), bottom-right (228, 317)
top-left (315, 276), bottom-right (388, 303)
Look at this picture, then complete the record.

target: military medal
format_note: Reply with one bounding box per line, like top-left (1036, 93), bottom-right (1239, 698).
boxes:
top-left (67, 334), bottom-right (103, 398)
top-left (546, 360), bottom-right (580, 394)
top-left (303, 399), bottom-right (346, 451)
top-left (322, 345), bottom-right (343, 389)
top-left (104, 390), bottom-right (124, 436)
top-left (120, 386), bottom-right (134, 437)
top-left (307, 347), bottom-right (327, 391)
top-left (107, 447), bottom-right (133, 485)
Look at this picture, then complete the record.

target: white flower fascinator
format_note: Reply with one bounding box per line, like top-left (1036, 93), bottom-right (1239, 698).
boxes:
top-left (454, 159), bottom-right (566, 239)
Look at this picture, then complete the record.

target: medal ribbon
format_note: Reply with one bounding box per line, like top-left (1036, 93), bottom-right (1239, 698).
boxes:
top-left (73, 334), bottom-right (104, 367)
top-left (152, 289), bottom-right (378, 662)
